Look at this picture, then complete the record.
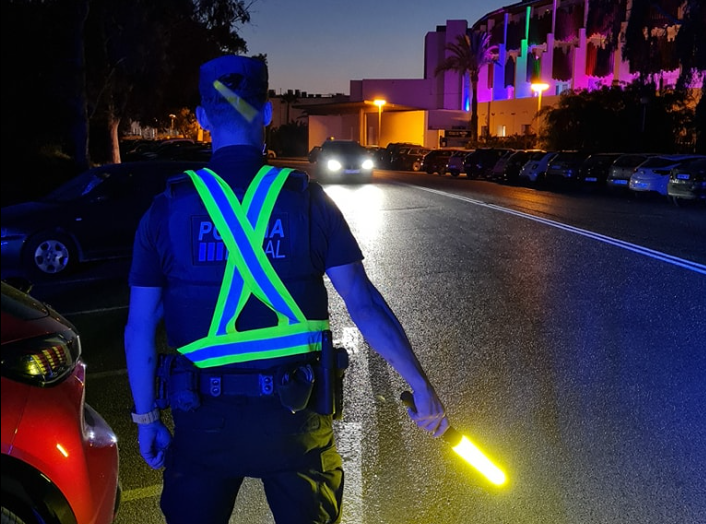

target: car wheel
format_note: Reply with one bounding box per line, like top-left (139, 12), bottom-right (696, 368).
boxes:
top-left (1, 506), bottom-right (29, 524)
top-left (23, 232), bottom-right (76, 278)
top-left (449, 170), bottom-right (459, 177)
top-left (412, 161), bottom-right (422, 172)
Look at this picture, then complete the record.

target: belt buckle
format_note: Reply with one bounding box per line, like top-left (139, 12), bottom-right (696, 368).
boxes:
top-left (259, 374), bottom-right (274, 396)
top-left (209, 376), bottom-right (222, 397)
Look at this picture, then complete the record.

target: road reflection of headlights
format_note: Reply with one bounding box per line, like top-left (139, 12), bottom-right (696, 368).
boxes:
top-left (362, 159), bottom-right (374, 170)
top-left (327, 159), bottom-right (342, 171)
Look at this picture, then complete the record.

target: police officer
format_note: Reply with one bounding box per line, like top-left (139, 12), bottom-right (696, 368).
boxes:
top-left (124, 54), bottom-right (448, 524)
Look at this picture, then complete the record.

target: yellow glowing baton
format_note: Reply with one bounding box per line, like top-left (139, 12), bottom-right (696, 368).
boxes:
top-left (401, 391), bottom-right (507, 486)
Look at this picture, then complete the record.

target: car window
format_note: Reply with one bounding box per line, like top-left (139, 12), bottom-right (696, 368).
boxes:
top-left (640, 157), bottom-right (682, 168)
top-left (614, 154), bottom-right (648, 167)
top-left (323, 142), bottom-right (364, 155)
top-left (42, 169), bottom-right (112, 203)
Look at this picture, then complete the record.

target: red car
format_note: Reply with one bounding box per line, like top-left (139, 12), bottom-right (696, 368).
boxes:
top-left (1, 280), bottom-right (120, 524)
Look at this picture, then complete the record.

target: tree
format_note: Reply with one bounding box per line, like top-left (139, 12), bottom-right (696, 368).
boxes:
top-left (2, 0), bottom-right (255, 173)
top-left (541, 83), bottom-right (694, 153)
top-left (83, 0), bottom-right (255, 164)
top-left (623, 0), bottom-right (705, 152)
top-left (435, 31), bottom-right (497, 142)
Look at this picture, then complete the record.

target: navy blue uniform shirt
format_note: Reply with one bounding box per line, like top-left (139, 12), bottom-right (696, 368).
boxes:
top-left (129, 145), bottom-right (363, 355)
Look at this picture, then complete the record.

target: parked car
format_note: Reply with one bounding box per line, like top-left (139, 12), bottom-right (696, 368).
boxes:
top-left (314, 139), bottom-right (374, 183)
top-left (667, 156), bottom-right (706, 206)
top-left (494, 149), bottom-right (543, 184)
top-left (1, 279), bottom-right (121, 524)
top-left (365, 146), bottom-right (389, 168)
top-left (421, 149), bottom-right (464, 175)
top-left (518, 151), bottom-right (557, 184)
top-left (629, 155), bottom-right (703, 197)
top-left (606, 153), bottom-right (653, 193)
top-left (391, 146), bottom-right (432, 171)
top-left (577, 153), bottom-right (622, 190)
top-left (1, 160), bottom-right (206, 279)
top-left (307, 145), bottom-right (321, 163)
top-left (544, 151), bottom-right (590, 186)
top-left (123, 138), bottom-right (212, 162)
top-left (487, 149), bottom-right (517, 181)
top-left (384, 142), bottom-right (423, 170)
top-left (446, 150), bottom-right (472, 177)
top-left (463, 148), bottom-right (512, 179)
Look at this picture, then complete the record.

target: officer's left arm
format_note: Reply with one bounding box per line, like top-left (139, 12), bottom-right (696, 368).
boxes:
top-left (327, 261), bottom-right (448, 437)
top-left (124, 286), bottom-right (163, 415)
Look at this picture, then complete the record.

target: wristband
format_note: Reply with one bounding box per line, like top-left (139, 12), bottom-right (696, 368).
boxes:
top-left (131, 407), bottom-right (160, 425)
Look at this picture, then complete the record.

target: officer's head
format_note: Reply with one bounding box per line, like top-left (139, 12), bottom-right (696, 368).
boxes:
top-left (196, 55), bottom-right (272, 147)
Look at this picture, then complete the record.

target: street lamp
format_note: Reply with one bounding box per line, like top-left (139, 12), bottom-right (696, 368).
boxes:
top-left (373, 99), bottom-right (386, 146)
top-left (168, 113), bottom-right (176, 137)
top-left (530, 83), bottom-right (550, 113)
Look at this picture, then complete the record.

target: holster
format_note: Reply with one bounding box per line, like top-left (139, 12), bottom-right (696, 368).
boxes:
top-left (311, 330), bottom-right (349, 419)
top-left (156, 354), bottom-right (201, 412)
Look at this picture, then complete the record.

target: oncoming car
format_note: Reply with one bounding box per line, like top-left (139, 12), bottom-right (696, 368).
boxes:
top-left (1, 280), bottom-right (120, 524)
top-left (313, 139), bottom-right (374, 183)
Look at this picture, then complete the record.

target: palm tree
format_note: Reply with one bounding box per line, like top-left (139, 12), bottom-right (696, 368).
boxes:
top-left (435, 31), bottom-right (497, 142)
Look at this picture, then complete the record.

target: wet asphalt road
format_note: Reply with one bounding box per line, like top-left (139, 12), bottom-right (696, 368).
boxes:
top-left (25, 165), bottom-right (706, 524)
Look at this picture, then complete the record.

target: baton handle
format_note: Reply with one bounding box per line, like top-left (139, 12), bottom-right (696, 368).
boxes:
top-left (400, 391), bottom-right (460, 445)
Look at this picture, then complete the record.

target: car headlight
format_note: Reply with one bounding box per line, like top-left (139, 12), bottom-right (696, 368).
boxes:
top-left (362, 159), bottom-right (374, 170)
top-left (2, 330), bottom-right (81, 386)
top-left (327, 159), bottom-right (342, 172)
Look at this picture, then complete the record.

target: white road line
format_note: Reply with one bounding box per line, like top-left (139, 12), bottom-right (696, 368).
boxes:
top-left (412, 185), bottom-right (706, 275)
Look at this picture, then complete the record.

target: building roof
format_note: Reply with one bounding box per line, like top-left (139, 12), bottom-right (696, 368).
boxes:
top-left (293, 100), bottom-right (425, 115)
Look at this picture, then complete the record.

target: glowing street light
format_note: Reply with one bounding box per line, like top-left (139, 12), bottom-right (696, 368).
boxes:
top-left (373, 99), bottom-right (386, 146)
top-left (168, 113), bottom-right (176, 137)
top-left (530, 83), bottom-right (550, 113)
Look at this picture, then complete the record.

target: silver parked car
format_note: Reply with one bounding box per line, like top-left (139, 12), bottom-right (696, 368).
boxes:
top-left (518, 151), bottom-right (557, 184)
top-left (606, 153), bottom-right (653, 193)
top-left (629, 155), bottom-right (703, 197)
top-left (667, 157), bottom-right (706, 206)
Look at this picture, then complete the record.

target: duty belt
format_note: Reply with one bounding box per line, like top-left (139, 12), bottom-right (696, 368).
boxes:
top-left (199, 371), bottom-right (275, 398)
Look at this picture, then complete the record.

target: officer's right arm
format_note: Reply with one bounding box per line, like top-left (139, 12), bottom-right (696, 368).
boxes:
top-left (125, 286), bottom-right (163, 413)
top-left (326, 261), bottom-right (448, 437)
top-left (124, 285), bottom-right (172, 468)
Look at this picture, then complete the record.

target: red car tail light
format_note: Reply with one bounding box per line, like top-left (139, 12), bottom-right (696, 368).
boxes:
top-left (2, 330), bottom-right (80, 386)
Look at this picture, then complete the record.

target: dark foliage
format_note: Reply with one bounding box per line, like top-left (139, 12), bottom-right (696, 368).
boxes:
top-left (2, 0), bottom-right (253, 183)
top-left (540, 83), bottom-right (697, 153)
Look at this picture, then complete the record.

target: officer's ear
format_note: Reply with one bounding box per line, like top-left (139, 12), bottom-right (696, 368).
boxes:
top-left (196, 106), bottom-right (211, 131)
top-left (262, 101), bottom-right (273, 127)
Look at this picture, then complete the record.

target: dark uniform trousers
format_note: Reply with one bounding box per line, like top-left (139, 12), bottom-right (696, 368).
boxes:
top-left (160, 394), bottom-right (344, 524)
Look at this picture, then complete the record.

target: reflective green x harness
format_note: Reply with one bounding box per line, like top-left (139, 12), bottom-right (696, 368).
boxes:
top-left (178, 166), bottom-right (329, 368)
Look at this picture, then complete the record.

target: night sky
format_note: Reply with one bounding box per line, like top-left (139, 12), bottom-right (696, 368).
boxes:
top-left (239, 0), bottom-right (510, 96)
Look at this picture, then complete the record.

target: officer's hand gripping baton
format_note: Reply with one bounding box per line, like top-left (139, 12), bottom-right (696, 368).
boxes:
top-left (400, 391), bottom-right (507, 486)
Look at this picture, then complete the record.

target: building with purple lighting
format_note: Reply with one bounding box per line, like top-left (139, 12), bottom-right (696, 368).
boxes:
top-left (303, 0), bottom-right (700, 152)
